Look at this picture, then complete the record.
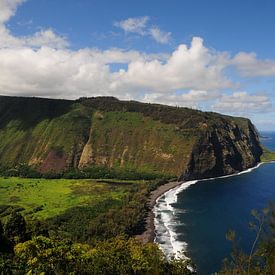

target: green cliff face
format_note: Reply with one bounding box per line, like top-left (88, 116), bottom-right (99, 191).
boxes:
top-left (0, 95), bottom-right (263, 179)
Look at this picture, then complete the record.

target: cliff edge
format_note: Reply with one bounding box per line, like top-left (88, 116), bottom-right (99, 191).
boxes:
top-left (0, 95), bottom-right (263, 179)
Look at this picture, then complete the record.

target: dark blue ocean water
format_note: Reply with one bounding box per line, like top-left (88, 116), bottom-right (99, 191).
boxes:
top-left (162, 132), bottom-right (275, 274)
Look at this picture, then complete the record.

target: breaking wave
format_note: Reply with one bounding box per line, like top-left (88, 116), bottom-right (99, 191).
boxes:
top-left (153, 162), bottom-right (263, 259)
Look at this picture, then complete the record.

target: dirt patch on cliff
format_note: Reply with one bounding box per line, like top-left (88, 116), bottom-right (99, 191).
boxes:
top-left (39, 150), bottom-right (67, 173)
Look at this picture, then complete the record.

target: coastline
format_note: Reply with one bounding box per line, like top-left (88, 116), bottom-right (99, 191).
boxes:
top-left (137, 162), bottom-right (267, 245)
top-left (136, 180), bottom-right (185, 243)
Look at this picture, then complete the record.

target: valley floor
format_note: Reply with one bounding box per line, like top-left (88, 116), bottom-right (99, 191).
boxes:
top-left (0, 177), bottom-right (145, 220)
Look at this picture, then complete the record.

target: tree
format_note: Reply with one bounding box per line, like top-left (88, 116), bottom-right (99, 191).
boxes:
top-left (4, 211), bottom-right (27, 245)
top-left (0, 220), bottom-right (3, 238)
top-left (0, 220), bottom-right (5, 252)
top-left (15, 236), bottom-right (86, 274)
top-left (218, 204), bottom-right (275, 275)
top-left (14, 235), bottom-right (193, 274)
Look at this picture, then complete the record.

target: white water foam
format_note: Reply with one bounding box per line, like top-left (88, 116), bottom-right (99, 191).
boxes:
top-left (153, 180), bottom-right (197, 259)
top-left (199, 162), bottom-right (263, 182)
top-left (154, 163), bottom-right (264, 260)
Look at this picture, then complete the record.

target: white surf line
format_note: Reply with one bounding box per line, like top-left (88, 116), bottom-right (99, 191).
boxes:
top-left (153, 180), bottom-right (197, 259)
top-left (153, 162), bottom-right (264, 260)
top-left (199, 162), bottom-right (263, 182)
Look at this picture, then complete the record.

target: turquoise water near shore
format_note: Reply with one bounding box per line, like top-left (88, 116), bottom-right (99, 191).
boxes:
top-left (154, 131), bottom-right (275, 274)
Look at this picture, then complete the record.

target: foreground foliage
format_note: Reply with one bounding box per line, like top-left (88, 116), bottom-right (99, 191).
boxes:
top-left (14, 236), bottom-right (193, 275)
top-left (218, 204), bottom-right (275, 275)
top-left (0, 176), bottom-right (194, 274)
top-left (0, 214), bottom-right (193, 275)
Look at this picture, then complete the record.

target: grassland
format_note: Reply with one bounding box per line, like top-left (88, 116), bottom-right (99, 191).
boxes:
top-left (261, 147), bottom-right (275, 162)
top-left (88, 110), bottom-right (196, 176)
top-left (0, 177), bottom-right (145, 220)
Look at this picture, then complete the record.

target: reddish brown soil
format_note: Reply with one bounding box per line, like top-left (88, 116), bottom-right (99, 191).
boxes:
top-left (39, 150), bottom-right (67, 173)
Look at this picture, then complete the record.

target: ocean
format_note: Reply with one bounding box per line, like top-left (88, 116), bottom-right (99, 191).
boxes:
top-left (154, 131), bottom-right (275, 274)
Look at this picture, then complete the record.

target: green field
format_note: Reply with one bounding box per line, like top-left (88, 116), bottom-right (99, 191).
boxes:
top-left (0, 177), bottom-right (145, 220)
top-left (261, 147), bottom-right (275, 162)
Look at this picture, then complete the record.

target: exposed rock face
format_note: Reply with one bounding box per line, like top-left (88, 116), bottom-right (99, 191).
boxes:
top-left (0, 95), bottom-right (263, 178)
top-left (181, 119), bottom-right (262, 180)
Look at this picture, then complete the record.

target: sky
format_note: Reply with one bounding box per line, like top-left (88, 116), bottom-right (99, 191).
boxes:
top-left (0, 0), bottom-right (275, 131)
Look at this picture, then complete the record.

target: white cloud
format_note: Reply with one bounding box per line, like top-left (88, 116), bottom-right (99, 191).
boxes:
top-left (0, 34), bottom-right (231, 99)
top-left (0, 28), bottom-right (68, 49)
top-left (114, 16), bottom-right (149, 35)
top-left (113, 37), bottom-right (231, 92)
top-left (0, 0), bottom-right (25, 24)
top-left (0, 0), bottom-right (273, 119)
top-left (24, 29), bottom-right (68, 49)
top-left (149, 27), bottom-right (171, 44)
top-left (213, 92), bottom-right (272, 114)
top-left (143, 90), bottom-right (220, 108)
top-left (114, 16), bottom-right (171, 44)
top-left (233, 52), bottom-right (275, 77)
top-left (0, 0), bottom-right (68, 49)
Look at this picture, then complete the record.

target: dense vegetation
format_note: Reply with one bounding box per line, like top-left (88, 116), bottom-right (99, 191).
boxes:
top-left (0, 95), bottom-right (199, 176)
top-left (0, 176), bottom-right (194, 274)
top-left (261, 147), bottom-right (275, 162)
top-left (0, 163), bottom-right (174, 180)
top-left (0, 220), bottom-right (193, 274)
top-left (0, 95), bottom-right (263, 179)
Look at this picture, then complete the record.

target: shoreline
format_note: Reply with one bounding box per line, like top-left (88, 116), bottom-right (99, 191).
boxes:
top-left (136, 161), bottom-right (268, 245)
top-left (136, 180), bottom-right (185, 243)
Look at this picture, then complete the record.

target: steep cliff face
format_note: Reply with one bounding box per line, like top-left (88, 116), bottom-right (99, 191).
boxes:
top-left (181, 118), bottom-right (262, 180)
top-left (0, 95), bottom-right (263, 178)
top-left (76, 111), bottom-right (196, 175)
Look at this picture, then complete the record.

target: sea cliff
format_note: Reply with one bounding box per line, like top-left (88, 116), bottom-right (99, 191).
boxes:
top-left (0, 95), bottom-right (263, 178)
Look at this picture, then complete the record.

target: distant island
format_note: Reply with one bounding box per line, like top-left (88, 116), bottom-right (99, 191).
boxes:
top-left (260, 135), bottom-right (272, 140)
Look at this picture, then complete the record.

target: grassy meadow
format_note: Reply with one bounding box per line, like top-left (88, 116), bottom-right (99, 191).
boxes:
top-left (261, 147), bottom-right (275, 162)
top-left (0, 176), bottom-right (146, 220)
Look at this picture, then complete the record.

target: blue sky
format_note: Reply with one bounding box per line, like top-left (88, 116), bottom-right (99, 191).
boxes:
top-left (0, 0), bottom-right (275, 130)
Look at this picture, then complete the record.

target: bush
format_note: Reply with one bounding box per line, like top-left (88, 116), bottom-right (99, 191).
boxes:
top-left (13, 236), bottom-right (193, 275)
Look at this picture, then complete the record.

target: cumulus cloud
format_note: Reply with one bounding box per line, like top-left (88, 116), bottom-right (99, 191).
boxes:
top-left (233, 52), bottom-right (275, 77)
top-left (0, 26), bottom-right (231, 99)
top-left (114, 16), bottom-right (149, 35)
top-left (112, 37), bottom-right (231, 92)
top-left (0, 28), bottom-right (68, 49)
top-left (149, 27), bottom-right (171, 44)
top-left (143, 90), bottom-right (220, 108)
top-left (0, 0), bottom-right (273, 119)
top-left (23, 29), bottom-right (68, 49)
top-left (0, 0), bottom-right (24, 24)
top-left (213, 92), bottom-right (272, 114)
top-left (114, 16), bottom-right (171, 44)
top-left (0, 0), bottom-right (68, 49)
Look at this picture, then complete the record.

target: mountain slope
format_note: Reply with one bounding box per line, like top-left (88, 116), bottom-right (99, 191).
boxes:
top-left (0, 95), bottom-right (263, 179)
